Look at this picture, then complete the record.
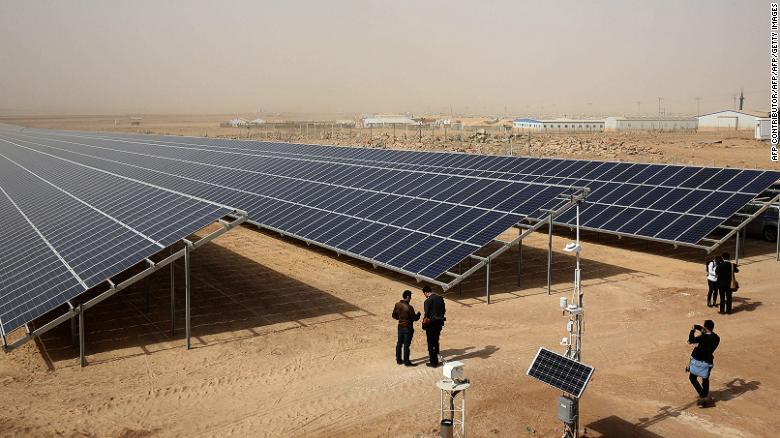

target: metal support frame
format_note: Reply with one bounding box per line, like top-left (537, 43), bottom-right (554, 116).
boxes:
top-left (78, 304), bottom-right (85, 367)
top-left (1, 211), bottom-right (247, 353)
top-left (170, 247), bottom-right (175, 336)
top-left (708, 192), bottom-right (780, 255)
top-left (517, 239), bottom-right (523, 287)
top-left (735, 230), bottom-right (741, 265)
top-left (184, 240), bottom-right (192, 350)
top-left (485, 259), bottom-right (491, 304)
top-left (67, 301), bottom-right (76, 344)
top-left (547, 214), bottom-right (553, 295)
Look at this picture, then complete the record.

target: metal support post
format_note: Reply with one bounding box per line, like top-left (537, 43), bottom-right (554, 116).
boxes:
top-left (145, 277), bottom-right (151, 313)
top-left (71, 315), bottom-right (77, 344)
top-left (185, 243), bottom-right (191, 350)
top-left (485, 259), bottom-right (491, 304)
top-left (735, 230), bottom-right (740, 265)
top-left (776, 203), bottom-right (779, 262)
top-left (458, 261), bottom-right (463, 295)
top-left (78, 304), bottom-right (85, 367)
top-left (68, 302), bottom-right (76, 344)
top-left (170, 248), bottom-right (175, 336)
top-left (517, 239), bottom-right (523, 287)
top-left (547, 214), bottom-right (553, 295)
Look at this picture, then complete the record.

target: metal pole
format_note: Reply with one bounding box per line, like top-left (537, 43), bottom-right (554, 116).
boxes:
top-left (78, 304), bottom-right (85, 367)
top-left (458, 261), bottom-right (463, 295)
top-left (517, 239), bottom-right (523, 287)
top-left (735, 230), bottom-right (740, 265)
top-left (170, 247), bottom-right (175, 336)
top-left (70, 314), bottom-right (77, 344)
top-left (485, 259), bottom-right (491, 304)
top-left (145, 276), bottom-right (150, 313)
top-left (185, 243), bottom-right (191, 350)
top-left (440, 389), bottom-right (443, 424)
top-left (462, 390), bottom-right (466, 438)
top-left (742, 228), bottom-right (747, 258)
top-left (547, 214), bottom-right (553, 295)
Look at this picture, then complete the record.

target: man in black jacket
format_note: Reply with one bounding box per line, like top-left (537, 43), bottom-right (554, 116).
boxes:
top-left (715, 252), bottom-right (739, 315)
top-left (422, 286), bottom-right (446, 367)
top-left (392, 290), bottom-right (420, 366)
top-left (688, 320), bottom-right (720, 406)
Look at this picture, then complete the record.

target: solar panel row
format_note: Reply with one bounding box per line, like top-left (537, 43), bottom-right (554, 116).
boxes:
top-left (2, 131), bottom-right (574, 282)
top-left (0, 138), bottom-right (233, 335)
top-left (41, 130), bottom-right (780, 247)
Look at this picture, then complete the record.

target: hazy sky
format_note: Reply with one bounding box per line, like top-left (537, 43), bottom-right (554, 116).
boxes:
top-left (0, 0), bottom-right (772, 116)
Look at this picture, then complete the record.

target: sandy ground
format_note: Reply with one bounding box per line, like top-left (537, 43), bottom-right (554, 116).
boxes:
top-left (0, 115), bottom-right (778, 437)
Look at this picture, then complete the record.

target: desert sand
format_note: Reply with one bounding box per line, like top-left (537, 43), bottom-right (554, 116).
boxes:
top-left (0, 116), bottom-right (778, 437)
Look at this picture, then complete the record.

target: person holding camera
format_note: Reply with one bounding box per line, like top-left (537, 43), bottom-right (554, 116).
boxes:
top-left (687, 320), bottom-right (720, 406)
top-left (392, 290), bottom-right (421, 366)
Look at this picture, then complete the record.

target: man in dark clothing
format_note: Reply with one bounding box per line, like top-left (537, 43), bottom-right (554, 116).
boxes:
top-left (392, 290), bottom-right (420, 366)
top-left (715, 252), bottom-right (739, 314)
top-left (422, 286), bottom-right (446, 368)
top-left (688, 320), bottom-right (720, 406)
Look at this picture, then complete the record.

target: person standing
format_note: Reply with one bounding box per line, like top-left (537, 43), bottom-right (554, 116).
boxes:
top-left (392, 290), bottom-right (420, 366)
top-left (422, 285), bottom-right (446, 368)
top-left (715, 252), bottom-right (739, 315)
top-left (687, 320), bottom-right (720, 406)
top-left (706, 256), bottom-right (721, 308)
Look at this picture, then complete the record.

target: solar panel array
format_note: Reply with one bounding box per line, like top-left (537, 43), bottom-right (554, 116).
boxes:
top-left (527, 347), bottom-right (595, 398)
top-left (0, 130), bottom-right (577, 284)
top-left (0, 136), bottom-right (233, 335)
top-left (69, 132), bottom-right (778, 248)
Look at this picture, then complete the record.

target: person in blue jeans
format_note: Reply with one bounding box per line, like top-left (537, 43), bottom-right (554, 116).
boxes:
top-left (392, 290), bottom-right (421, 366)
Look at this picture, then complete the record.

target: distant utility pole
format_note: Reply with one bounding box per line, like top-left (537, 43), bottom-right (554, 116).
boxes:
top-left (732, 94), bottom-right (737, 109)
top-left (636, 101), bottom-right (641, 116)
top-left (695, 97), bottom-right (701, 116)
top-left (657, 97), bottom-right (663, 115)
top-left (739, 89), bottom-right (745, 111)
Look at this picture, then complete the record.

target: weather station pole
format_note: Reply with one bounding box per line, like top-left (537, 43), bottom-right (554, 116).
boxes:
top-left (561, 200), bottom-right (584, 437)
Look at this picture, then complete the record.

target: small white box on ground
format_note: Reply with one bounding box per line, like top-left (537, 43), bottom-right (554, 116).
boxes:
top-left (443, 361), bottom-right (464, 380)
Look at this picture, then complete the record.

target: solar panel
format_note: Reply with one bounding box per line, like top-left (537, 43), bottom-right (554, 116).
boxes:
top-left (7, 127), bottom-right (780, 261)
top-left (37, 129), bottom-right (778, 249)
top-left (1, 130), bottom-right (574, 285)
top-left (527, 347), bottom-right (595, 398)
top-left (0, 137), bottom-right (234, 335)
